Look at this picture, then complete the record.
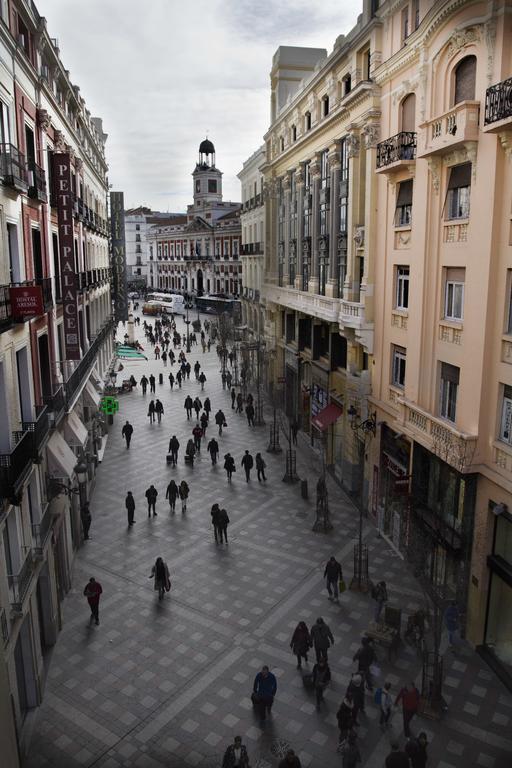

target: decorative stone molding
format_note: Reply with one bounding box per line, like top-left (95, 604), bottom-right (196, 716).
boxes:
top-left (263, 179), bottom-right (279, 201)
top-left (392, 79), bottom-right (419, 106)
top-left (442, 141), bottom-right (478, 180)
top-left (282, 174), bottom-right (291, 193)
top-left (427, 158), bottom-right (441, 193)
top-left (485, 19), bottom-right (497, 85)
top-left (446, 25), bottom-right (481, 60)
top-left (53, 130), bottom-right (67, 152)
top-left (295, 167), bottom-right (305, 186)
top-left (362, 121), bottom-right (380, 149)
top-left (346, 132), bottom-right (360, 159)
top-left (328, 151), bottom-right (342, 171)
top-left (353, 226), bottom-right (365, 249)
top-left (498, 132), bottom-right (512, 159)
top-left (36, 108), bottom-right (51, 132)
top-left (310, 159), bottom-right (321, 179)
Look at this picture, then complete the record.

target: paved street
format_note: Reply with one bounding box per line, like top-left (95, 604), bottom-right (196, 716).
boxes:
top-left (23, 313), bottom-right (512, 768)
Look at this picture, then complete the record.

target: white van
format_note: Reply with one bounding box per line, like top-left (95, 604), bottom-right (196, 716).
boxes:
top-left (160, 295), bottom-right (185, 316)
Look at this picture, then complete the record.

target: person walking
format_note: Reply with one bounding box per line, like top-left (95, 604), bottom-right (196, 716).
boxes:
top-left (278, 750), bottom-right (301, 768)
top-left (184, 395), bottom-right (193, 420)
top-left (323, 555), bottom-right (343, 603)
top-left (225, 370), bottom-right (232, 389)
top-left (245, 402), bottom-right (255, 427)
top-left (194, 360), bottom-right (201, 380)
top-left (168, 435), bottom-right (180, 466)
top-left (221, 735), bottom-right (250, 768)
top-left (125, 491), bottom-right (136, 525)
top-left (384, 742), bottom-right (410, 768)
top-left (372, 580), bottom-right (388, 625)
top-left (444, 600), bottom-right (460, 651)
top-left (140, 375), bottom-right (148, 395)
top-left (231, 387), bottom-right (236, 409)
top-left (81, 502), bottom-right (92, 540)
top-left (168, 371), bottom-right (175, 390)
top-left (336, 692), bottom-right (356, 747)
top-left (215, 409), bottom-right (226, 436)
top-left (339, 732), bottom-right (361, 768)
top-left (185, 361), bottom-right (191, 379)
top-left (155, 399), bottom-right (164, 424)
top-left (166, 479), bottom-right (179, 512)
top-left (148, 400), bottom-right (156, 424)
top-left (290, 621), bottom-right (311, 669)
top-left (176, 369), bottom-right (182, 388)
top-left (193, 396), bottom-right (202, 420)
top-left (347, 673), bottom-right (365, 724)
top-left (154, 344), bottom-right (161, 360)
top-left (224, 453), bottom-right (236, 482)
top-left (310, 617), bottom-right (334, 662)
top-left (395, 681), bottom-right (420, 738)
top-left (145, 484), bottom-right (158, 517)
top-left (353, 636), bottom-right (376, 691)
top-left (405, 732), bottom-right (428, 768)
top-left (200, 411), bottom-right (208, 434)
top-left (122, 420), bottom-right (133, 448)
top-left (208, 436), bottom-right (219, 465)
top-left (192, 423), bottom-right (203, 452)
top-left (211, 503), bottom-right (221, 544)
top-left (236, 392), bottom-right (244, 414)
top-left (185, 439), bottom-right (196, 466)
top-left (203, 397), bottom-right (211, 418)
top-left (149, 557), bottom-right (170, 601)
top-left (252, 665), bottom-right (277, 721)
top-left (199, 371), bottom-right (206, 390)
top-left (161, 350), bottom-right (167, 366)
top-left (241, 450), bottom-right (254, 482)
top-left (179, 480), bottom-right (189, 513)
top-left (255, 453), bottom-right (266, 482)
top-left (379, 681), bottom-right (393, 730)
top-left (312, 657), bottom-right (331, 707)
top-left (149, 373), bottom-right (156, 393)
top-left (217, 508), bottom-right (229, 543)
top-left (83, 577), bottom-right (102, 626)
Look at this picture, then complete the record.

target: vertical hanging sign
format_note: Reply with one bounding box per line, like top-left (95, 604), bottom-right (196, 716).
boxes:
top-left (53, 153), bottom-right (80, 360)
top-left (110, 192), bottom-right (128, 322)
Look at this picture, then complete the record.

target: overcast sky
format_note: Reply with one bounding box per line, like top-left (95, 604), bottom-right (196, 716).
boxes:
top-left (41, 0), bottom-right (361, 212)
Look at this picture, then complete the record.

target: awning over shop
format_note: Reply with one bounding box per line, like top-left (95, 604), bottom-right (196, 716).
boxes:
top-left (84, 380), bottom-right (101, 408)
top-left (64, 411), bottom-right (88, 448)
top-left (312, 403), bottom-right (343, 431)
top-left (47, 431), bottom-right (77, 479)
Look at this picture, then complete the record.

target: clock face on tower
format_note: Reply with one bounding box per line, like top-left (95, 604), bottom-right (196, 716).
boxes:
top-left (195, 180), bottom-right (201, 193)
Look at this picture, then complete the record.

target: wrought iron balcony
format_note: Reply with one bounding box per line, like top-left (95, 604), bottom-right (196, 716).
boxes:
top-left (0, 284), bottom-right (12, 330)
top-left (376, 132), bottom-right (417, 170)
top-left (0, 429), bottom-right (34, 502)
top-left (0, 143), bottom-right (29, 192)
top-left (8, 549), bottom-right (35, 613)
top-left (44, 385), bottom-right (66, 428)
top-left (27, 159), bottom-right (47, 202)
top-left (484, 77), bottom-right (512, 130)
top-left (32, 504), bottom-right (54, 557)
top-left (63, 318), bottom-right (114, 407)
top-left (22, 404), bottom-right (50, 459)
top-left (0, 606), bottom-right (9, 647)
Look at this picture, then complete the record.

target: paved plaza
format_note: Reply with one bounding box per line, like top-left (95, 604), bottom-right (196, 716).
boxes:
top-left (22, 313), bottom-right (512, 768)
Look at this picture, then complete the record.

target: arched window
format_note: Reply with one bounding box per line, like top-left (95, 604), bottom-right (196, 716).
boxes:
top-left (401, 93), bottom-right (416, 133)
top-left (453, 55), bottom-right (476, 105)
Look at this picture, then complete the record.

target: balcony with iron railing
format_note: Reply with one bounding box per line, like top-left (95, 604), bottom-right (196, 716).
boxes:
top-left (376, 132), bottom-right (417, 172)
top-left (0, 606), bottom-right (9, 646)
top-left (8, 549), bottom-right (35, 613)
top-left (0, 284), bottom-right (12, 330)
top-left (44, 385), bottom-right (65, 428)
top-left (22, 404), bottom-right (50, 459)
top-left (0, 143), bottom-right (29, 192)
top-left (417, 101), bottom-right (480, 158)
top-left (32, 504), bottom-right (54, 557)
top-left (63, 318), bottom-right (114, 407)
top-left (27, 159), bottom-right (47, 202)
top-left (0, 429), bottom-right (34, 503)
top-left (484, 76), bottom-right (512, 132)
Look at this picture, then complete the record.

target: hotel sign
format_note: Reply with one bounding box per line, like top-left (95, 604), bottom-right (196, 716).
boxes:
top-left (53, 153), bottom-right (80, 360)
top-left (110, 192), bottom-right (128, 322)
top-left (10, 285), bottom-right (43, 318)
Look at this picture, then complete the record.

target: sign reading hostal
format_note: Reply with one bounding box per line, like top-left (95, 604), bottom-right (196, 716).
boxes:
top-left (53, 153), bottom-right (80, 360)
top-left (10, 285), bottom-right (43, 318)
top-left (110, 192), bottom-right (128, 322)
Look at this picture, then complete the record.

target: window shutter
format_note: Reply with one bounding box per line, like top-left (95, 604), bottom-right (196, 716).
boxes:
top-left (396, 179), bottom-right (413, 207)
top-left (401, 94), bottom-right (416, 132)
top-left (447, 163), bottom-right (471, 190)
top-left (441, 362), bottom-right (460, 384)
top-left (454, 56), bottom-right (476, 104)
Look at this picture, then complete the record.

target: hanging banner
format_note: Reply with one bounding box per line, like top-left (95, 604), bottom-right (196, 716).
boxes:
top-left (53, 153), bottom-right (80, 360)
top-left (10, 285), bottom-right (43, 318)
top-left (110, 192), bottom-right (128, 322)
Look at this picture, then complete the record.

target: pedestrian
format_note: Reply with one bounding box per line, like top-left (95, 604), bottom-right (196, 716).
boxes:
top-left (378, 681), bottom-right (393, 730)
top-left (168, 435), bottom-right (180, 466)
top-left (371, 580), bottom-right (388, 625)
top-left (154, 344), bottom-right (160, 359)
top-left (140, 375), bottom-right (148, 395)
top-left (228, 351), bottom-right (234, 367)
top-left (339, 732), bottom-right (361, 768)
top-left (200, 411), bottom-right (208, 434)
top-left (148, 399), bottom-right (156, 423)
top-left (155, 399), bottom-right (164, 423)
top-left (231, 387), bottom-right (236, 409)
top-left (236, 392), bottom-right (243, 414)
top-left (81, 502), bottom-right (92, 540)
top-left (225, 370), bottom-right (232, 389)
top-left (252, 665), bottom-right (277, 721)
top-left (176, 370), bottom-right (182, 388)
top-left (405, 732), bottom-right (428, 768)
top-left (323, 555), bottom-right (343, 603)
top-left (211, 503), bottom-right (221, 544)
top-left (184, 395), bottom-right (193, 420)
top-left (255, 452), bottom-right (266, 482)
top-left (395, 681), bottom-right (420, 738)
top-left (207, 339), bottom-right (211, 352)
top-left (179, 479), bottom-right (189, 513)
top-left (291, 419), bottom-right (298, 445)
top-left (245, 402), bottom-right (255, 427)
top-left (278, 750), bottom-right (301, 768)
top-left (166, 479), bottom-right (179, 512)
top-left (290, 621), bottom-right (311, 669)
top-left (193, 396), bottom-right (202, 419)
top-left (129, 374), bottom-right (137, 388)
top-left (246, 393), bottom-right (253, 407)
top-left (353, 636), bottom-right (375, 691)
top-left (185, 439), bottom-right (196, 466)
top-left (336, 692), bottom-right (355, 747)
top-left (192, 423), bottom-right (203, 451)
top-left (310, 616), bottom-right (334, 662)
top-left (241, 450), bottom-right (253, 482)
top-left (312, 657), bottom-right (331, 707)
top-left (145, 484), bottom-right (158, 517)
top-left (224, 453), bottom-right (235, 482)
top-left (122, 420), bottom-right (133, 448)
top-left (149, 373), bottom-right (156, 393)
top-left (207, 436), bottom-right (219, 465)
top-left (221, 735), bottom-right (250, 768)
top-left (215, 409), bottom-right (226, 436)
top-left (149, 556), bottom-right (170, 601)
top-left (217, 507), bottom-right (229, 543)
top-left (83, 577), bottom-right (102, 626)
top-left (125, 491), bottom-right (135, 525)
top-left (347, 673), bottom-right (365, 724)
top-left (185, 361), bottom-right (191, 379)
top-left (444, 600), bottom-right (460, 650)
top-left (221, 371), bottom-right (227, 390)
top-left (161, 350), bottom-right (167, 366)
top-left (168, 372), bottom-right (175, 390)
top-left (384, 742), bottom-right (409, 768)
top-left (203, 397), bottom-right (211, 418)
top-left (194, 360), bottom-right (201, 380)
top-left (199, 371), bottom-right (206, 390)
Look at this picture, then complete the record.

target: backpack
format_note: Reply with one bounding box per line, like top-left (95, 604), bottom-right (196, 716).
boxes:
top-left (374, 687), bottom-right (383, 706)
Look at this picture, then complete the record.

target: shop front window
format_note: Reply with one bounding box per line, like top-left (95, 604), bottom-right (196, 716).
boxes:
top-left (486, 573), bottom-right (512, 676)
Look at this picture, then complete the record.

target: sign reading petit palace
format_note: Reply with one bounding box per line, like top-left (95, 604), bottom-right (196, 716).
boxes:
top-left (53, 153), bottom-right (80, 360)
top-left (110, 191), bottom-right (128, 322)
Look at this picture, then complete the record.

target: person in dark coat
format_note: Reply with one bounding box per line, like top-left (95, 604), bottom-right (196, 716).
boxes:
top-left (168, 372), bottom-right (175, 390)
top-left (353, 636), bottom-right (375, 691)
top-left (347, 673), bottom-right (365, 724)
top-left (176, 370), bottom-right (182, 388)
top-left (310, 617), bottom-right (334, 662)
top-left (168, 435), bottom-right (180, 466)
top-left (192, 423), bottom-right (203, 451)
top-left (125, 491), bottom-right (136, 525)
top-left (224, 453), bottom-right (235, 482)
top-left (179, 480), bottom-right (189, 513)
top-left (203, 397), bottom-right (211, 418)
top-left (140, 375), bottom-right (148, 395)
top-left (312, 658), bottom-right (331, 706)
top-left (405, 732), bottom-right (428, 768)
top-left (149, 557), bottom-right (170, 601)
top-left (166, 480), bottom-right (179, 512)
top-left (221, 735), bottom-right (249, 768)
top-left (290, 621), bottom-right (311, 668)
top-left (129, 375), bottom-right (137, 388)
top-left (155, 399), bottom-right (164, 423)
top-left (207, 437), bottom-right (219, 465)
top-left (193, 396), bottom-right (202, 419)
top-left (161, 350), bottom-right (167, 366)
top-left (194, 360), bottom-right (201, 380)
top-left (225, 370), bottom-right (232, 388)
top-left (211, 503), bottom-right (221, 543)
top-left (215, 409), bottom-right (226, 436)
top-left (278, 750), bottom-right (301, 768)
top-left (245, 402), bottom-right (255, 427)
top-left (83, 577), bottom-right (102, 626)
top-left (217, 508), bottom-right (229, 543)
top-left (185, 361), bottom-right (191, 379)
top-left (372, 580), bottom-right (388, 624)
top-left (145, 485), bottom-right (158, 517)
top-left (336, 692), bottom-right (355, 746)
top-left (384, 742), bottom-right (409, 768)
top-left (185, 439), bottom-right (196, 466)
top-left (395, 681), bottom-right (420, 738)
top-left (256, 453), bottom-right (266, 481)
top-left (323, 555), bottom-right (343, 602)
top-left (252, 665), bottom-right (277, 720)
top-left (199, 371), bottom-right (206, 390)
top-left (200, 411), bottom-right (208, 434)
top-left (149, 374), bottom-right (156, 393)
top-left (81, 502), bottom-right (92, 540)
top-left (236, 392), bottom-right (243, 414)
top-left (340, 732), bottom-right (361, 768)
top-left (184, 395), bottom-right (193, 420)
top-left (122, 421), bottom-right (133, 448)
top-left (148, 400), bottom-right (156, 424)
top-left (231, 387), bottom-right (236, 409)
top-left (241, 450), bottom-right (254, 482)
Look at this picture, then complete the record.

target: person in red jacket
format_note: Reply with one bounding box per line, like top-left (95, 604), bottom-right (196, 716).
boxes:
top-left (395, 681), bottom-right (420, 737)
top-left (83, 577), bottom-right (103, 626)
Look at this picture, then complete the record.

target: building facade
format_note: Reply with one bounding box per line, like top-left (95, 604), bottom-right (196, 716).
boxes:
top-left (125, 207), bottom-right (180, 288)
top-left (238, 145), bottom-right (266, 337)
top-left (149, 140), bottom-right (242, 297)
top-left (0, 2), bottom-right (113, 759)
top-left (366, 0), bottom-right (512, 686)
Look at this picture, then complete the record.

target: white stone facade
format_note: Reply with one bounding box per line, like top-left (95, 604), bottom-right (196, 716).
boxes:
top-left (238, 145), bottom-right (266, 336)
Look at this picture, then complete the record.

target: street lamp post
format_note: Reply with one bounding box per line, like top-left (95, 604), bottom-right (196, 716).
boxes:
top-left (254, 340), bottom-right (265, 426)
top-left (185, 302), bottom-right (191, 353)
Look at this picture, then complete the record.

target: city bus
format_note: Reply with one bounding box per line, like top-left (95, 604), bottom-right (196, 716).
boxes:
top-left (195, 296), bottom-right (241, 317)
top-left (142, 295), bottom-right (185, 316)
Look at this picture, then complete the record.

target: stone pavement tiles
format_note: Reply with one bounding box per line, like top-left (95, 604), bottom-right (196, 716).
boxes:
top-left (22, 313), bottom-right (512, 768)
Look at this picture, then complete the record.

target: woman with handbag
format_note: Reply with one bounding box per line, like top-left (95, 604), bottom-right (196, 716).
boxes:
top-left (290, 621), bottom-right (311, 669)
top-left (149, 557), bottom-right (171, 601)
